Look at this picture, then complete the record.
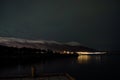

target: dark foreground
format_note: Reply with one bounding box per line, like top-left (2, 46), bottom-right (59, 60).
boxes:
top-left (0, 54), bottom-right (120, 80)
top-left (0, 73), bottom-right (75, 80)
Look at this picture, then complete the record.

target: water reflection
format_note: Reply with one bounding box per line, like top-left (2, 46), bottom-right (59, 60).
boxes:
top-left (77, 55), bottom-right (91, 64)
top-left (1, 54), bottom-right (118, 80)
top-left (77, 55), bottom-right (102, 64)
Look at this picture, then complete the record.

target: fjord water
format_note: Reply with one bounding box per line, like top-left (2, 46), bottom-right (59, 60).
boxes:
top-left (0, 53), bottom-right (120, 80)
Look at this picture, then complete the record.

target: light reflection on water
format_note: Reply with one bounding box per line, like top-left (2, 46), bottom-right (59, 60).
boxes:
top-left (77, 55), bottom-right (102, 64)
top-left (0, 55), bottom-right (105, 77)
top-left (0, 54), bottom-right (120, 80)
top-left (77, 55), bottom-right (91, 64)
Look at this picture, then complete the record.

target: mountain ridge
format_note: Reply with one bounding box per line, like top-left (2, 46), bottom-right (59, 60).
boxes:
top-left (0, 37), bottom-right (97, 52)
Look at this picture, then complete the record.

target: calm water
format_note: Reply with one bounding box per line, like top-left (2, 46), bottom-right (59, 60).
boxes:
top-left (0, 54), bottom-right (120, 80)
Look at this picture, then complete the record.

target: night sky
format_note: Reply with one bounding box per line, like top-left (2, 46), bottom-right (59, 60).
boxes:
top-left (0, 0), bottom-right (120, 50)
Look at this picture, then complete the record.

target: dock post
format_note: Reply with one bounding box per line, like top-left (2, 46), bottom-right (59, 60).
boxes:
top-left (31, 66), bottom-right (36, 78)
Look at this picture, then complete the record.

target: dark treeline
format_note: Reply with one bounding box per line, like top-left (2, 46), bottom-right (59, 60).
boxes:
top-left (0, 45), bottom-right (78, 63)
top-left (0, 45), bottom-right (53, 56)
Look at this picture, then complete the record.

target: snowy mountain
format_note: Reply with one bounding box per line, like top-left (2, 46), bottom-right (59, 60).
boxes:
top-left (0, 37), bottom-right (96, 52)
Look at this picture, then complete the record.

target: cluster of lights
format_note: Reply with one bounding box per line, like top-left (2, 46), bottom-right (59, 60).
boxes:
top-left (63, 51), bottom-right (74, 54)
top-left (43, 50), bottom-right (107, 55)
top-left (62, 51), bottom-right (107, 55)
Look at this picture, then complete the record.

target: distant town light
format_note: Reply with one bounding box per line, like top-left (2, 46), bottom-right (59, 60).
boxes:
top-left (63, 51), bottom-right (74, 54)
top-left (76, 52), bottom-right (107, 55)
